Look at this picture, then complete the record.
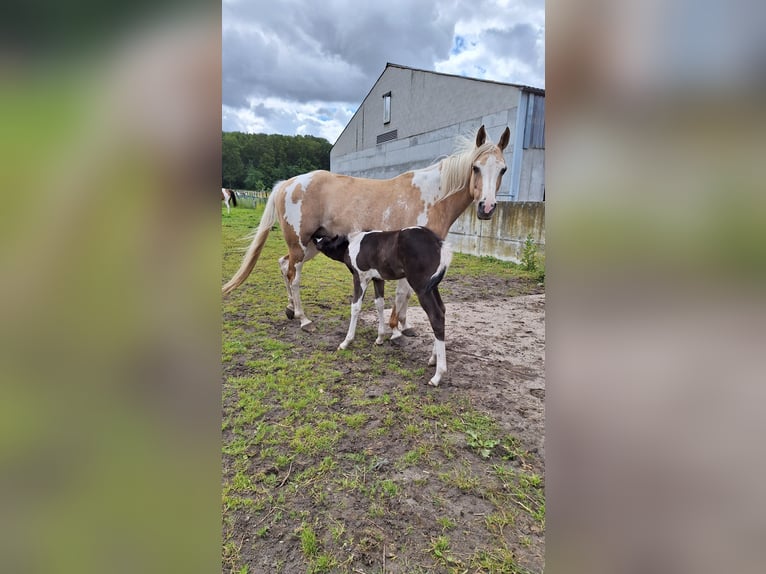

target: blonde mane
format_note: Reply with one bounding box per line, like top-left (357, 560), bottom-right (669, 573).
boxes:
top-left (439, 136), bottom-right (498, 199)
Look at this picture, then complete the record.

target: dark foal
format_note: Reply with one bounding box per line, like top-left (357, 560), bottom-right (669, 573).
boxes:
top-left (312, 226), bottom-right (452, 386)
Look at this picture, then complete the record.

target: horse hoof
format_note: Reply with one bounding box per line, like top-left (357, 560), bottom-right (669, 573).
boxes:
top-left (285, 308), bottom-right (295, 320)
top-left (301, 321), bottom-right (315, 332)
top-left (428, 378), bottom-right (440, 387)
top-left (402, 328), bottom-right (417, 337)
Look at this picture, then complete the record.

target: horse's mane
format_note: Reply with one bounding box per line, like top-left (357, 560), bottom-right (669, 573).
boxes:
top-left (439, 136), bottom-right (498, 199)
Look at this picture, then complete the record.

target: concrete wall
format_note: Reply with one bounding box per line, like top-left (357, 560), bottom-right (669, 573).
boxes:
top-left (447, 201), bottom-right (545, 263)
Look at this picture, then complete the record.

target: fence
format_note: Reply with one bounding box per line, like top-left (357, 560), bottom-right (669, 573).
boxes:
top-left (231, 189), bottom-right (269, 209)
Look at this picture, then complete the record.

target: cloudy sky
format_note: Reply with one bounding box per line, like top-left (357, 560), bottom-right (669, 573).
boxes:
top-left (222, 0), bottom-right (544, 144)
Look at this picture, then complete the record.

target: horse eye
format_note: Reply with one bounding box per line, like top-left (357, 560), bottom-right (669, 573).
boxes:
top-left (500, 167), bottom-right (507, 175)
top-left (472, 165), bottom-right (479, 174)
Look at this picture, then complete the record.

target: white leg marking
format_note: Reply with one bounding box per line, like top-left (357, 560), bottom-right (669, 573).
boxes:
top-left (279, 256), bottom-right (294, 312)
top-left (339, 282), bottom-right (367, 349)
top-left (428, 339), bottom-right (447, 387)
top-left (374, 296), bottom-right (388, 344)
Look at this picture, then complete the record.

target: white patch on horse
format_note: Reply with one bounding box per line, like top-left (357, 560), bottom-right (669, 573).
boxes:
top-left (283, 173), bottom-right (315, 248)
top-left (382, 207), bottom-right (392, 225)
top-left (411, 164), bottom-right (441, 225)
top-left (411, 163), bottom-right (441, 201)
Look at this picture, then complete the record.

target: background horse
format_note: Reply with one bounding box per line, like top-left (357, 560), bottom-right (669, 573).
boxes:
top-left (222, 124), bottom-right (509, 331)
top-left (221, 188), bottom-right (237, 213)
top-left (312, 226), bottom-right (452, 386)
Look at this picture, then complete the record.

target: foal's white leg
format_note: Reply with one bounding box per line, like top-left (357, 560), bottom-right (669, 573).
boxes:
top-left (339, 280), bottom-right (368, 350)
top-left (374, 295), bottom-right (388, 344)
top-left (428, 339), bottom-right (447, 387)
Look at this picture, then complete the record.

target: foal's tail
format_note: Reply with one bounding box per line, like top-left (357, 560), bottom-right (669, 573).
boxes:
top-left (229, 190), bottom-right (237, 207)
top-left (425, 241), bottom-right (453, 293)
top-left (222, 186), bottom-right (279, 295)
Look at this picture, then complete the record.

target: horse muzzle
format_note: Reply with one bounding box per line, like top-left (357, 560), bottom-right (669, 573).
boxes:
top-left (477, 201), bottom-right (496, 220)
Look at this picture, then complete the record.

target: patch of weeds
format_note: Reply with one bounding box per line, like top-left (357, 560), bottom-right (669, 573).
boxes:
top-left (466, 429), bottom-right (500, 458)
top-left (309, 553), bottom-right (336, 574)
top-left (496, 467), bottom-right (545, 529)
top-left (330, 520), bottom-right (346, 543)
top-left (404, 422), bottom-right (425, 438)
top-left (230, 469), bottom-right (255, 492)
top-left (299, 523), bottom-right (320, 557)
top-left (400, 444), bottom-right (431, 467)
top-left (500, 435), bottom-right (530, 463)
top-left (368, 502), bottom-right (385, 518)
top-left (379, 478), bottom-right (399, 497)
top-left (290, 423), bottom-right (340, 455)
top-left (471, 547), bottom-right (527, 573)
top-left (436, 516), bottom-right (456, 532)
top-left (342, 412), bottom-right (367, 429)
top-left (438, 466), bottom-right (480, 493)
top-left (421, 402), bottom-right (454, 419)
top-left (429, 535), bottom-right (460, 567)
top-left (485, 509), bottom-right (516, 536)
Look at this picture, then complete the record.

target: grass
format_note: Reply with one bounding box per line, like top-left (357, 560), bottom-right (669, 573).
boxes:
top-left (221, 204), bottom-right (544, 573)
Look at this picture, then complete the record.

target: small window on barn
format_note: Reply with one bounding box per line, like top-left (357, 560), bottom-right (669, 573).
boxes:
top-left (382, 92), bottom-right (391, 124)
top-left (523, 92), bottom-right (545, 149)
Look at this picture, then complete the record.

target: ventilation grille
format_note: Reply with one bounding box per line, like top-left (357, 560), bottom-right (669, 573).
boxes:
top-left (376, 129), bottom-right (398, 144)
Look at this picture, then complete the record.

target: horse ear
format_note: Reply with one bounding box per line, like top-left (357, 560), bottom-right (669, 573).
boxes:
top-left (475, 125), bottom-right (486, 147)
top-left (498, 126), bottom-right (511, 151)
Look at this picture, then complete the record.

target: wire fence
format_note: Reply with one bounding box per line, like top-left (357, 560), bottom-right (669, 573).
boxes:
top-left (230, 189), bottom-right (269, 209)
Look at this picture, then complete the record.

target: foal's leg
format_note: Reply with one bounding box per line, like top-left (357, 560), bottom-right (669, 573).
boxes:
top-left (389, 280), bottom-right (414, 339)
top-left (372, 279), bottom-right (389, 345)
top-left (417, 288), bottom-right (447, 386)
top-left (428, 288), bottom-right (447, 367)
top-left (339, 273), bottom-right (367, 350)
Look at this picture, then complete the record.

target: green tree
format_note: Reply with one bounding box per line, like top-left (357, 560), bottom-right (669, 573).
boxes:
top-left (221, 131), bottom-right (332, 191)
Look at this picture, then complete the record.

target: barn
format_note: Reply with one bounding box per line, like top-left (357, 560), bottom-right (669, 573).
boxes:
top-left (330, 63), bottom-right (545, 262)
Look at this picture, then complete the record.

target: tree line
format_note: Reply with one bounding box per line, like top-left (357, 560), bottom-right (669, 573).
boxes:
top-left (222, 131), bottom-right (332, 191)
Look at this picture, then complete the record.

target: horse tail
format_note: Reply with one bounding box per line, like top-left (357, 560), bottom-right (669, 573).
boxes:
top-left (229, 190), bottom-right (237, 207)
top-left (425, 240), bottom-right (453, 292)
top-left (222, 186), bottom-right (279, 295)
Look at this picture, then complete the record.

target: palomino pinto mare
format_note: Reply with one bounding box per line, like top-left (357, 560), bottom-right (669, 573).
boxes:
top-left (312, 226), bottom-right (452, 386)
top-left (222, 124), bottom-right (510, 332)
top-left (221, 188), bottom-right (236, 213)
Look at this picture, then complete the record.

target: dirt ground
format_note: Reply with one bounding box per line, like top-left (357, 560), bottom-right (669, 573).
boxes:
top-left (371, 292), bottom-right (546, 459)
top-left (223, 270), bottom-right (545, 573)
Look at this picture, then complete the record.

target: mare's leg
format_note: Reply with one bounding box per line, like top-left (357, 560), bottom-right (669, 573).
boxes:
top-left (417, 288), bottom-right (447, 386)
top-left (339, 273), bottom-right (367, 350)
top-left (389, 280), bottom-right (415, 339)
top-left (372, 279), bottom-right (389, 344)
top-left (280, 245), bottom-right (318, 330)
top-left (279, 254), bottom-right (295, 319)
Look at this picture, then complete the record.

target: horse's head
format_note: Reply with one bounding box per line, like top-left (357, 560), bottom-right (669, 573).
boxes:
top-left (470, 125), bottom-right (510, 220)
top-left (311, 227), bottom-right (349, 264)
